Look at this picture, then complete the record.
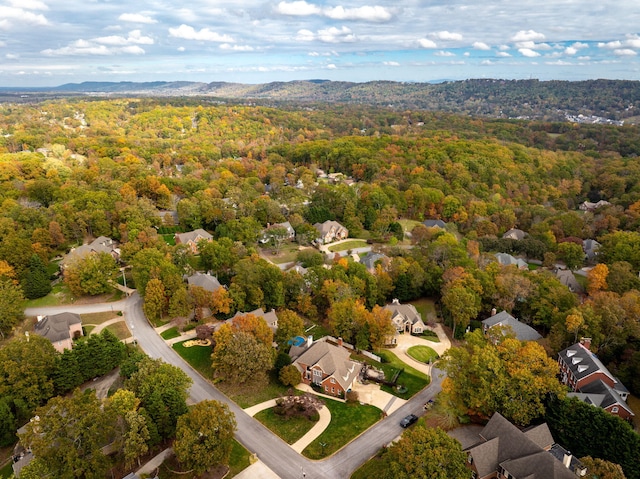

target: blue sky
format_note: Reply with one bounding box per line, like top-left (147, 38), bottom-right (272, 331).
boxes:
top-left (0, 0), bottom-right (639, 87)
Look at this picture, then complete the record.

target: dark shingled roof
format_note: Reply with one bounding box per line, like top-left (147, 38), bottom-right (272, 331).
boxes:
top-left (33, 312), bottom-right (81, 343)
top-left (482, 311), bottom-right (542, 341)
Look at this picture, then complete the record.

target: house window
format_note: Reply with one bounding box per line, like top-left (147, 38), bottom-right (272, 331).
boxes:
top-left (313, 369), bottom-right (322, 385)
top-left (331, 387), bottom-right (335, 393)
top-left (325, 386), bottom-right (328, 391)
top-left (330, 378), bottom-right (336, 384)
top-left (612, 406), bottom-right (619, 413)
top-left (467, 454), bottom-right (473, 464)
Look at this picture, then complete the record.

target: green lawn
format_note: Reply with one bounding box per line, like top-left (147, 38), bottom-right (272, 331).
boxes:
top-left (327, 240), bottom-right (368, 252)
top-left (84, 325), bottom-right (95, 335)
top-left (228, 439), bottom-right (252, 477)
top-left (0, 461), bottom-right (13, 479)
top-left (397, 219), bottom-right (421, 233)
top-left (410, 297), bottom-right (437, 323)
top-left (161, 233), bottom-right (176, 246)
top-left (377, 350), bottom-right (430, 399)
top-left (302, 399), bottom-right (381, 459)
top-left (217, 370), bottom-right (291, 408)
top-left (407, 345), bottom-right (439, 363)
top-left (259, 243), bottom-right (300, 264)
top-left (23, 281), bottom-right (73, 308)
top-left (172, 341), bottom-right (214, 378)
top-left (160, 327), bottom-right (181, 340)
top-left (104, 321), bottom-right (131, 340)
top-left (254, 407), bottom-right (317, 444)
top-left (81, 311), bottom-right (119, 325)
top-left (416, 330), bottom-right (439, 342)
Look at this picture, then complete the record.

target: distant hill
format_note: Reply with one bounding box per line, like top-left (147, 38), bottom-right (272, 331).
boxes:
top-left (2, 79), bottom-right (640, 123)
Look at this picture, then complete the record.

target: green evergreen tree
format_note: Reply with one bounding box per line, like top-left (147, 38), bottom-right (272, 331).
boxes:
top-left (21, 254), bottom-right (52, 299)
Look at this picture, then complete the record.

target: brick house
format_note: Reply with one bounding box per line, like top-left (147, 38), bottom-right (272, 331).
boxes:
top-left (558, 338), bottom-right (634, 420)
top-left (174, 229), bottom-right (213, 254)
top-left (313, 220), bottom-right (348, 245)
top-left (383, 299), bottom-right (426, 335)
top-left (290, 337), bottom-right (360, 398)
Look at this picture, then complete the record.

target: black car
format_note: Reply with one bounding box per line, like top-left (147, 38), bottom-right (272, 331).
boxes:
top-left (400, 414), bottom-right (418, 428)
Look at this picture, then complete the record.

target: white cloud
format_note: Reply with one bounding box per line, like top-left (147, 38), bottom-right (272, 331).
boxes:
top-left (327, 63), bottom-right (337, 69)
top-left (276, 1), bottom-right (320, 16)
top-left (296, 29), bottom-right (315, 42)
top-left (317, 26), bottom-right (356, 43)
top-left (177, 46), bottom-right (186, 52)
top-left (518, 48), bottom-right (540, 57)
top-left (598, 40), bottom-right (622, 49)
top-left (625, 35), bottom-right (640, 48)
top-left (0, 6), bottom-right (48, 27)
top-left (94, 30), bottom-right (153, 46)
top-left (383, 61), bottom-right (400, 66)
top-left (614, 49), bottom-right (637, 56)
top-left (6, 53), bottom-right (19, 60)
top-left (417, 38), bottom-right (437, 49)
top-left (169, 24), bottom-right (234, 43)
top-left (435, 50), bottom-right (455, 57)
top-left (433, 31), bottom-right (463, 41)
top-left (463, 51), bottom-right (470, 57)
top-left (324, 6), bottom-right (392, 22)
top-left (220, 44), bottom-right (254, 51)
top-left (546, 60), bottom-right (573, 66)
top-left (0, 40), bottom-right (5, 47)
top-left (8, 0), bottom-right (47, 10)
top-left (41, 38), bottom-right (146, 56)
top-left (119, 13), bottom-right (157, 24)
top-left (473, 41), bottom-right (490, 50)
top-left (511, 30), bottom-right (545, 42)
top-left (120, 46), bottom-right (145, 55)
top-left (496, 51), bottom-right (511, 57)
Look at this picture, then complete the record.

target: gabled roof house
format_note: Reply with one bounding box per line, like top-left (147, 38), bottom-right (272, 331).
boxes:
top-left (33, 312), bottom-right (83, 353)
top-left (291, 337), bottom-right (360, 398)
top-left (464, 412), bottom-right (586, 479)
top-left (60, 236), bottom-right (119, 270)
top-left (502, 228), bottom-right (528, 241)
top-left (482, 310), bottom-right (541, 342)
top-left (383, 299), bottom-right (426, 335)
top-left (174, 229), bottom-right (213, 254)
top-left (186, 272), bottom-right (223, 293)
top-left (558, 338), bottom-right (634, 420)
top-left (229, 307), bottom-right (279, 333)
top-left (313, 220), bottom-right (348, 245)
top-left (495, 252), bottom-right (528, 269)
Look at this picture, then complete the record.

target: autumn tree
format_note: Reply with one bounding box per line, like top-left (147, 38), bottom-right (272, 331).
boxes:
top-left (19, 389), bottom-right (113, 479)
top-left (174, 400), bottom-right (237, 475)
top-left (0, 276), bottom-right (25, 338)
top-left (565, 309), bottom-right (585, 343)
top-left (383, 426), bottom-right (469, 479)
top-left (587, 263), bottom-right (609, 295)
top-left (606, 261), bottom-right (640, 294)
top-left (211, 327), bottom-right (274, 384)
top-left (580, 456), bottom-right (627, 479)
top-left (274, 309), bottom-right (305, 346)
top-left (63, 251), bottom-right (118, 297)
top-left (144, 278), bottom-right (167, 323)
top-left (441, 330), bottom-right (565, 425)
top-left (279, 364), bottom-right (301, 387)
top-left (105, 389), bottom-right (150, 468)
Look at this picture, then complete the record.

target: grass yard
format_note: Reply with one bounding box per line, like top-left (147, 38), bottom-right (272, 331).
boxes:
top-left (0, 461), bottom-right (13, 479)
top-left (377, 350), bottom-right (430, 399)
top-left (104, 321), bottom-right (131, 340)
top-left (259, 243), bottom-right (300, 264)
top-left (228, 440), bottom-right (252, 477)
top-left (157, 439), bottom-right (250, 479)
top-left (160, 327), bottom-right (181, 340)
top-left (407, 345), bottom-right (439, 364)
top-left (84, 325), bottom-right (95, 335)
top-left (217, 370), bottom-right (291, 408)
top-left (161, 233), bottom-right (176, 246)
top-left (397, 219), bottom-right (422, 233)
top-left (172, 341), bottom-right (214, 378)
top-left (81, 311), bottom-right (120, 325)
top-left (410, 297), bottom-right (438, 323)
top-left (327, 240), bottom-right (368, 252)
top-left (304, 321), bottom-right (332, 341)
top-left (303, 399), bottom-right (381, 459)
top-left (416, 330), bottom-right (439, 342)
top-left (254, 407), bottom-right (316, 444)
top-left (23, 281), bottom-right (73, 308)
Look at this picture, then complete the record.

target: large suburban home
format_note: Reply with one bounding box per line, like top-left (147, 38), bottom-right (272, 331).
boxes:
top-left (260, 221), bottom-right (295, 243)
top-left (495, 252), bottom-right (528, 269)
top-left (313, 220), bottom-right (348, 245)
top-left (228, 307), bottom-right (279, 334)
top-left (579, 200), bottom-right (611, 212)
top-left (174, 229), bottom-right (213, 254)
top-left (186, 272), bottom-right (223, 293)
top-left (582, 239), bottom-right (601, 262)
top-left (383, 299), bottom-right (426, 335)
top-left (502, 228), bottom-right (528, 241)
top-left (33, 312), bottom-right (83, 352)
top-left (59, 236), bottom-right (119, 270)
top-left (290, 337), bottom-right (360, 398)
top-left (558, 338), bottom-right (634, 420)
top-left (481, 310), bottom-right (542, 342)
top-left (422, 219), bottom-right (447, 229)
top-left (555, 269), bottom-right (584, 294)
top-left (359, 251), bottom-right (389, 272)
top-left (464, 412), bottom-right (587, 479)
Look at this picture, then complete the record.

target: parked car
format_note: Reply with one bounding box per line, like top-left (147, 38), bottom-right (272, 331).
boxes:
top-left (423, 399), bottom-right (434, 410)
top-left (400, 414), bottom-right (418, 428)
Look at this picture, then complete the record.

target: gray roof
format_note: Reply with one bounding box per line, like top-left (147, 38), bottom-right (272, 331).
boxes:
top-left (34, 312), bottom-right (81, 343)
top-left (231, 308), bottom-right (278, 331)
top-left (60, 236), bottom-right (117, 267)
top-left (482, 311), bottom-right (542, 341)
top-left (187, 272), bottom-right (222, 292)
top-left (502, 228), bottom-right (528, 240)
top-left (423, 219), bottom-right (447, 229)
top-left (558, 342), bottom-right (616, 385)
top-left (360, 252), bottom-right (388, 270)
top-left (384, 299), bottom-right (424, 326)
top-left (574, 379), bottom-right (634, 415)
top-left (175, 228), bottom-right (213, 244)
top-left (465, 413), bottom-right (577, 479)
top-left (555, 269), bottom-right (584, 294)
top-left (313, 220), bottom-right (347, 236)
top-left (292, 341), bottom-right (360, 391)
top-left (495, 253), bottom-right (528, 269)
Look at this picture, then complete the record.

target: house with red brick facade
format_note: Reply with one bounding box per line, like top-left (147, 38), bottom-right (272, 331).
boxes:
top-left (174, 229), bottom-right (213, 254)
top-left (558, 338), bottom-right (634, 421)
top-left (290, 337), bottom-right (360, 398)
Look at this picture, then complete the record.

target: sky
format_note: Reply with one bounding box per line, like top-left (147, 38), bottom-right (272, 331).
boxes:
top-left (0, 0), bottom-right (639, 87)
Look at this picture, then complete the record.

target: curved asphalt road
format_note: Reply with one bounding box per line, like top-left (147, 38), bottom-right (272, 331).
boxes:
top-left (26, 294), bottom-right (445, 479)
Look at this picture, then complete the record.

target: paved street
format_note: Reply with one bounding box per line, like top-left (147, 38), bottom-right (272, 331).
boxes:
top-left (26, 294), bottom-right (445, 479)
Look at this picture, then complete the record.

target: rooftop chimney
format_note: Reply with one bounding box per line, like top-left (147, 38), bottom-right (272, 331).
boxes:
top-left (392, 298), bottom-right (400, 305)
top-left (337, 337), bottom-right (343, 347)
top-left (580, 337), bottom-right (592, 350)
top-left (562, 451), bottom-right (572, 469)
top-left (491, 307), bottom-right (497, 316)
top-left (307, 335), bottom-right (313, 348)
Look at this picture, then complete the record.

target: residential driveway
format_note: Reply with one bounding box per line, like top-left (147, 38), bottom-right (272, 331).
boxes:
top-left (393, 323), bottom-right (452, 376)
top-left (351, 382), bottom-right (406, 415)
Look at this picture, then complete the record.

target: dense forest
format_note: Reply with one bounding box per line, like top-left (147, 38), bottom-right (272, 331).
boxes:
top-left (2, 78), bottom-right (640, 123)
top-left (1, 97), bottom-right (640, 476)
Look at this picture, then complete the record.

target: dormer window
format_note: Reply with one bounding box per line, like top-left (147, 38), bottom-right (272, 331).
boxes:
top-left (571, 357), bottom-right (583, 365)
top-left (577, 365), bottom-right (588, 373)
top-left (567, 349), bottom-right (577, 357)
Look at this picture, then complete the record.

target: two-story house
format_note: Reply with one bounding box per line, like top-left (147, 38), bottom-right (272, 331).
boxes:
top-left (174, 229), bottom-right (213, 254)
top-left (383, 299), bottom-right (426, 335)
top-left (313, 220), bottom-right (348, 245)
top-left (33, 312), bottom-right (83, 353)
